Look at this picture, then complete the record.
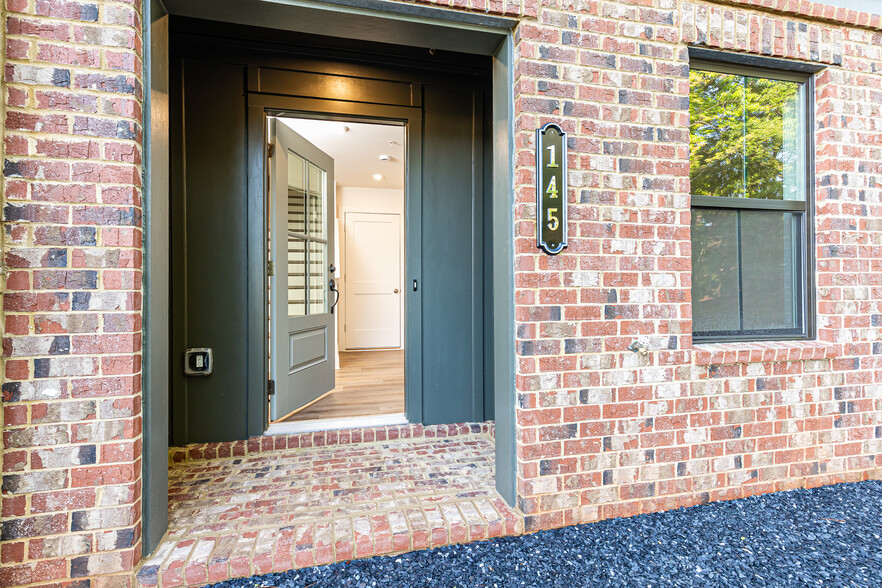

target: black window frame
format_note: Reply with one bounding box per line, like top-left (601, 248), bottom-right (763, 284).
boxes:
top-left (688, 53), bottom-right (817, 344)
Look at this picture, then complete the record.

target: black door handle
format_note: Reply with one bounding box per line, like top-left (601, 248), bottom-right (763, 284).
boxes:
top-left (329, 279), bottom-right (340, 313)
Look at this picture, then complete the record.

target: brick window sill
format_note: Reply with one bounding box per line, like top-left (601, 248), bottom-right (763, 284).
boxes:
top-left (692, 341), bottom-right (838, 366)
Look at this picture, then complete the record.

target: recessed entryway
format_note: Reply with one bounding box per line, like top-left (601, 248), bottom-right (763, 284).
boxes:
top-left (148, 13), bottom-right (516, 569)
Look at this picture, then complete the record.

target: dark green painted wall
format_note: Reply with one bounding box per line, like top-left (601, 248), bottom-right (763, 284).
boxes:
top-left (421, 83), bottom-right (488, 425)
top-left (171, 59), bottom-right (252, 444)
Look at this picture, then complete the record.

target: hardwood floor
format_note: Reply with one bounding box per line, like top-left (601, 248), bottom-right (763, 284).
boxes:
top-left (277, 349), bottom-right (404, 422)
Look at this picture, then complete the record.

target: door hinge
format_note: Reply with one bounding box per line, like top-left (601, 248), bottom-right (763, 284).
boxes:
top-left (267, 260), bottom-right (275, 277)
top-left (267, 379), bottom-right (275, 397)
top-left (267, 143), bottom-right (275, 158)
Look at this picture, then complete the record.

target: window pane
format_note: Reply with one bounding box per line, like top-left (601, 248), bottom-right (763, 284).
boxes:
top-left (308, 241), bottom-right (327, 315)
top-left (744, 77), bottom-right (804, 201)
top-left (691, 208), bottom-right (740, 333)
top-left (308, 163), bottom-right (325, 240)
top-left (287, 151), bottom-right (306, 234)
top-left (741, 211), bottom-right (800, 331)
top-left (287, 238), bottom-right (307, 317)
top-left (689, 70), bottom-right (805, 202)
top-left (689, 70), bottom-right (745, 199)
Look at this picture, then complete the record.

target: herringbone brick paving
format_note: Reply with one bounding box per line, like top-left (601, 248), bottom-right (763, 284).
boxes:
top-left (135, 431), bottom-right (521, 587)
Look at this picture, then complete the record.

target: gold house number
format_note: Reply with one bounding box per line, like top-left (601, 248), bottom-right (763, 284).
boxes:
top-left (536, 123), bottom-right (567, 255)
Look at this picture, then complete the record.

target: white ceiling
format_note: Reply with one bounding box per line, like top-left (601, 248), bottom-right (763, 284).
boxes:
top-left (277, 117), bottom-right (405, 190)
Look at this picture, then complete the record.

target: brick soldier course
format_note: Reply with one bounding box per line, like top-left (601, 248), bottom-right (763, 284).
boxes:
top-left (2, 0), bottom-right (881, 586)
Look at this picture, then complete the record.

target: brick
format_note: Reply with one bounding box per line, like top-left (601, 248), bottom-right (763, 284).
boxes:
top-left (36, 43), bottom-right (101, 67)
top-left (34, 0), bottom-right (100, 22)
top-left (2, 470), bottom-right (67, 494)
top-left (30, 489), bottom-right (96, 513)
top-left (70, 506), bottom-right (134, 531)
top-left (31, 400), bottom-right (96, 423)
top-left (4, 424), bottom-right (70, 448)
top-left (5, 63), bottom-right (71, 86)
top-left (1, 514), bottom-right (68, 540)
top-left (3, 380), bottom-right (68, 402)
top-left (35, 90), bottom-right (99, 113)
top-left (30, 538), bottom-right (92, 572)
top-left (3, 335), bottom-right (70, 357)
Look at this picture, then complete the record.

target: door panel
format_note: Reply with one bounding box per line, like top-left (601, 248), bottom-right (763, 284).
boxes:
top-left (420, 83), bottom-right (485, 425)
top-left (271, 121), bottom-right (336, 419)
top-left (345, 212), bottom-right (401, 349)
top-left (289, 327), bottom-right (327, 371)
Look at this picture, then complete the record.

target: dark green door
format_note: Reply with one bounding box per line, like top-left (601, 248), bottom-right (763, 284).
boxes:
top-left (417, 82), bottom-right (488, 426)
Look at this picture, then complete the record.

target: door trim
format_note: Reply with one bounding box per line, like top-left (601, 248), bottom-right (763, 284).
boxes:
top-left (249, 97), bottom-right (424, 427)
top-left (142, 0), bottom-right (170, 557)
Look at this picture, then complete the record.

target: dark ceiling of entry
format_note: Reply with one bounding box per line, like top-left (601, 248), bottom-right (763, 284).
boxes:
top-left (162, 0), bottom-right (514, 56)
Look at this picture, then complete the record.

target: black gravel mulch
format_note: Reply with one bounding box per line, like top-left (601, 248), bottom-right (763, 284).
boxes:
top-left (211, 480), bottom-right (882, 587)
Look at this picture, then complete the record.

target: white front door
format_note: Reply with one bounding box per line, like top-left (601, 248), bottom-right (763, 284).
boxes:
top-left (344, 212), bottom-right (401, 349)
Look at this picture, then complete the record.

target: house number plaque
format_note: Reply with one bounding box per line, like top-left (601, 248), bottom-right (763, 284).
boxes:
top-left (536, 122), bottom-right (567, 255)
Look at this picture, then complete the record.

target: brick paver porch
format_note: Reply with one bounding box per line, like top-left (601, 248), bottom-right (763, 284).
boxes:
top-left (135, 424), bottom-right (522, 587)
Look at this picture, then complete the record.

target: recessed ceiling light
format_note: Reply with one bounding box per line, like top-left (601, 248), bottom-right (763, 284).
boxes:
top-left (372, 174), bottom-right (383, 181)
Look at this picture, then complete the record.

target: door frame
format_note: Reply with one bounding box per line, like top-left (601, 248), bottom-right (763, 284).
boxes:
top-left (341, 210), bottom-right (404, 352)
top-left (144, 1), bottom-right (516, 557)
top-left (253, 99), bottom-right (425, 424)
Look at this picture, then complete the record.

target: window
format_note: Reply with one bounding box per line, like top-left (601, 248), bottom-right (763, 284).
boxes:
top-left (689, 60), bottom-right (813, 342)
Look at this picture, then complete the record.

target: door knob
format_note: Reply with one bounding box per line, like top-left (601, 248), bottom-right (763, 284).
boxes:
top-left (394, 289), bottom-right (399, 293)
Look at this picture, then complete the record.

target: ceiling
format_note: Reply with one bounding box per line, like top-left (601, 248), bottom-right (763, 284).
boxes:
top-left (278, 117), bottom-right (405, 190)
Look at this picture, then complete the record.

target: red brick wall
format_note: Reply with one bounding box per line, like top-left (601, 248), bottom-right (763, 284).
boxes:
top-left (2, 0), bottom-right (881, 584)
top-left (513, 0), bottom-right (882, 532)
top-left (1, 0), bottom-right (144, 585)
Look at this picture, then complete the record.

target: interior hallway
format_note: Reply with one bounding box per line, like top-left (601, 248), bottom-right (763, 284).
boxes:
top-left (136, 425), bottom-right (519, 587)
top-left (278, 350), bottom-right (405, 422)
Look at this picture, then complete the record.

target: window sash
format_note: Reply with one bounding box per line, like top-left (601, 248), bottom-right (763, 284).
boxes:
top-left (689, 68), bottom-right (808, 203)
top-left (689, 58), bottom-right (815, 343)
top-left (691, 207), bottom-right (809, 342)
top-left (692, 196), bottom-right (805, 212)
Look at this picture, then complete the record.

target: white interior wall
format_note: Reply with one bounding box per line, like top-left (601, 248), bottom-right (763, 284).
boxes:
top-left (336, 186), bottom-right (405, 350)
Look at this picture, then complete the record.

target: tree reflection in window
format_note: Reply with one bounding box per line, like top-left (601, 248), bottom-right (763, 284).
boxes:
top-left (689, 70), bottom-right (804, 202)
